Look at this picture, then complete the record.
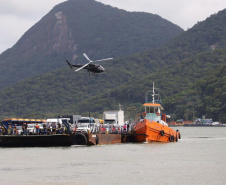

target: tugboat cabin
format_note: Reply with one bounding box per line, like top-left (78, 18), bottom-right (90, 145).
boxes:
top-left (143, 103), bottom-right (168, 126)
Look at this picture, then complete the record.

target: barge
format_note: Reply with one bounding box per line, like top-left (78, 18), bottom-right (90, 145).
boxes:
top-left (0, 133), bottom-right (127, 147)
top-left (0, 134), bottom-right (73, 147)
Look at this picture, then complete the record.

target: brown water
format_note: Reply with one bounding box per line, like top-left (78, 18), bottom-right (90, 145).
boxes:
top-left (1, 127), bottom-right (226, 185)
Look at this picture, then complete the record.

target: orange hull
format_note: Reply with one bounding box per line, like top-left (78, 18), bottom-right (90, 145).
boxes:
top-left (134, 119), bottom-right (180, 143)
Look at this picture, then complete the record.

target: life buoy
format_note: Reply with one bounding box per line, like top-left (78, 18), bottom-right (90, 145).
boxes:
top-left (156, 112), bottom-right (160, 116)
top-left (160, 130), bottom-right (165, 136)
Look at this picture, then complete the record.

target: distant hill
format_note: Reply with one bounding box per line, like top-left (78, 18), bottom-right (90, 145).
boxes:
top-left (0, 7), bottom-right (225, 123)
top-left (0, 0), bottom-right (183, 90)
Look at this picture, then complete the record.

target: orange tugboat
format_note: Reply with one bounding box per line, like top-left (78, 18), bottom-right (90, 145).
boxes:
top-left (134, 82), bottom-right (181, 143)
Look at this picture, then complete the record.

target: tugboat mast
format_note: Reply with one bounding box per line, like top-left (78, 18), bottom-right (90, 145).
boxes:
top-left (152, 82), bottom-right (155, 103)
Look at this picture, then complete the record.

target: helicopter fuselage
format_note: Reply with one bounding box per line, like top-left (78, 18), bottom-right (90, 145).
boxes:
top-left (84, 63), bottom-right (105, 73)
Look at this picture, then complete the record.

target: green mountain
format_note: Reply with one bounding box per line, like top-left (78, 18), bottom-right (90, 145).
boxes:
top-left (0, 0), bottom-right (183, 90)
top-left (0, 6), bottom-right (225, 123)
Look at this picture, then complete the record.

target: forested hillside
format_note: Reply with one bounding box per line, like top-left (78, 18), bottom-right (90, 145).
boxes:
top-left (0, 0), bottom-right (183, 90)
top-left (0, 7), bottom-right (225, 123)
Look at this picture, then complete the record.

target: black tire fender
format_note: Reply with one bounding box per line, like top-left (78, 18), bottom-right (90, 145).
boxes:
top-left (73, 133), bottom-right (87, 145)
top-left (169, 135), bottom-right (174, 142)
top-left (160, 130), bottom-right (165, 136)
top-left (96, 135), bottom-right (99, 145)
top-left (176, 130), bottom-right (181, 139)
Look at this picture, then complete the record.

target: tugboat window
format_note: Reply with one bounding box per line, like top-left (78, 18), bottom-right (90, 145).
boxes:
top-left (150, 107), bottom-right (154, 113)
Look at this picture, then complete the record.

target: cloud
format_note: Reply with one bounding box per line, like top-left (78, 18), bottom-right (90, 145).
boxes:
top-left (0, 0), bottom-right (66, 54)
top-left (0, 0), bottom-right (226, 54)
top-left (96, 0), bottom-right (226, 29)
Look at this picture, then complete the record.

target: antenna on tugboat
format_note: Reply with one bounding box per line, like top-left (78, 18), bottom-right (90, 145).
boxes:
top-left (119, 103), bottom-right (123, 111)
top-left (152, 82), bottom-right (155, 103)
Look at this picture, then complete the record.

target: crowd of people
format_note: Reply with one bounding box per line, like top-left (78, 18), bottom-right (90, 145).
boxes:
top-left (0, 121), bottom-right (135, 136)
top-left (0, 122), bottom-right (70, 135)
top-left (90, 123), bottom-right (134, 134)
top-left (0, 125), bottom-right (17, 135)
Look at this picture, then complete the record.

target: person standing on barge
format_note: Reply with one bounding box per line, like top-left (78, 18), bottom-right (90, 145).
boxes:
top-left (43, 123), bottom-right (47, 135)
top-left (22, 122), bottom-right (26, 135)
top-left (24, 123), bottom-right (28, 135)
top-left (57, 122), bottom-right (62, 134)
top-left (0, 126), bottom-right (3, 135)
top-left (52, 123), bottom-right (56, 134)
top-left (47, 122), bottom-right (51, 134)
top-left (8, 125), bottom-right (13, 135)
top-left (13, 126), bottom-right (18, 135)
top-left (35, 124), bottom-right (40, 135)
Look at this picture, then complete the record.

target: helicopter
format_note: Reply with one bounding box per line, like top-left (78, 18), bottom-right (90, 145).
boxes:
top-left (66, 53), bottom-right (113, 74)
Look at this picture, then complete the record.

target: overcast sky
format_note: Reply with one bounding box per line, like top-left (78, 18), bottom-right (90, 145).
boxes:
top-left (0, 0), bottom-right (226, 54)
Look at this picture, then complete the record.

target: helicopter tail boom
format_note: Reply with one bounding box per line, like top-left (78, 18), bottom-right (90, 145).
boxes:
top-left (66, 60), bottom-right (73, 68)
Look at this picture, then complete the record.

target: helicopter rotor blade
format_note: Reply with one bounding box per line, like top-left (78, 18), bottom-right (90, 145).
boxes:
top-left (94, 58), bottom-right (113, 62)
top-left (83, 53), bottom-right (92, 62)
top-left (75, 63), bottom-right (89, 72)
